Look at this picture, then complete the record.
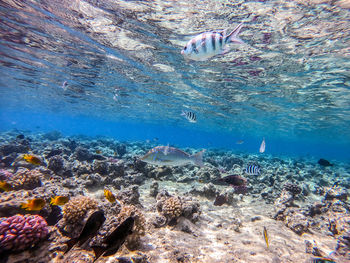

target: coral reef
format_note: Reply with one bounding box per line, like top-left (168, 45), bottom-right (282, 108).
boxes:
top-left (47, 155), bottom-right (64, 173)
top-left (156, 191), bottom-right (201, 225)
top-left (161, 196), bottom-right (183, 219)
top-left (0, 131), bottom-right (349, 262)
top-left (283, 182), bottom-right (302, 196)
top-left (10, 168), bottom-right (42, 190)
top-left (0, 214), bottom-right (48, 252)
top-left (0, 169), bottom-right (13, 181)
top-left (62, 196), bottom-right (99, 224)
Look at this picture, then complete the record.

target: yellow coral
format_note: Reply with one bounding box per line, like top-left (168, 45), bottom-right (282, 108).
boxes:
top-left (62, 196), bottom-right (98, 224)
top-left (11, 168), bottom-right (42, 190)
top-left (162, 196), bottom-right (182, 219)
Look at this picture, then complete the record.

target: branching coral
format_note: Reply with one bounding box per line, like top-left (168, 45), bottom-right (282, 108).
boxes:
top-left (0, 214), bottom-right (48, 252)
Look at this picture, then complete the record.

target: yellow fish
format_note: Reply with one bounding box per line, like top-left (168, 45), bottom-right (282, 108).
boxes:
top-left (95, 150), bottom-right (102, 154)
top-left (50, 196), bottom-right (70, 206)
top-left (104, 189), bottom-right (116, 203)
top-left (0, 181), bottom-right (13, 192)
top-left (20, 198), bottom-right (46, 211)
top-left (263, 226), bottom-right (269, 249)
top-left (23, 154), bottom-right (42, 165)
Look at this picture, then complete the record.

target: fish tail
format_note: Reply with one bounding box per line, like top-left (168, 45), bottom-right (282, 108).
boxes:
top-left (191, 149), bottom-right (206, 167)
top-left (180, 110), bottom-right (186, 116)
top-left (225, 23), bottom-right (244, 44)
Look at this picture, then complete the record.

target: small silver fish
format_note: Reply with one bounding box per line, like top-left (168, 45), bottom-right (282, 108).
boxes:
top-left (141, 146), bottom-right (205, 167)
top-left (259, 137), bottom-right (266, 153)
top-left (61, 81), bottom-right (68, 91)
top-left (181, 23), bottom-right (244, 61)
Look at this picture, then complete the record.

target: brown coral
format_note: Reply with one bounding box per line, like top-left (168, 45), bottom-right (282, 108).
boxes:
top-left (117, 205), bottom-right (146, 249)
top-left (162, 196), bottom-right (183, 219)
top-left (118, 205), bottom-right (146, 237)
top-left (62, 196), bottom-right (98, 224)
top-left (10, 168), bottom-right (42, 190)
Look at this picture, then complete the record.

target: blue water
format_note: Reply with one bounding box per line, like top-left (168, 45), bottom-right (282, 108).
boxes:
top-left (1, 0), bottom-right (350, 162)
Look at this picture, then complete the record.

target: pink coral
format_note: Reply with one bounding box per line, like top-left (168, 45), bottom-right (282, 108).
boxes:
top-left (0, 214), bottom-right (48, 252)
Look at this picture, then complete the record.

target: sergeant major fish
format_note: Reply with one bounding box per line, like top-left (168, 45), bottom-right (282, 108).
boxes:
top-left (181, 23), bottom-right (244, 61)
top-left (245, 164), bottom-right (261, 176)
top-left (141, 146), bottom-right (205, 167)
top-left (181, 110), bottom-right (197, 123)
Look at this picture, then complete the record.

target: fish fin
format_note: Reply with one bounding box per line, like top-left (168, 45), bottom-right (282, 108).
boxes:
top-left (191, 149), bottom-right (206, 167)
top-left (225, 23), bottom-right (244, 44)
top-left (181, 110), bottom-right (186, 116)
top-left (92, 246), bottom-right (105, 261)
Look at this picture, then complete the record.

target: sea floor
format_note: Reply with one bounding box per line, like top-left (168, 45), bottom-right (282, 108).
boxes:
top-left (0, 131), bottom-right (349, 263)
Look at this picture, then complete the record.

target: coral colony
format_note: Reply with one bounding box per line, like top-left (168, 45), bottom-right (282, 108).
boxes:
top-left (0, 131), bottom-right (348, 262)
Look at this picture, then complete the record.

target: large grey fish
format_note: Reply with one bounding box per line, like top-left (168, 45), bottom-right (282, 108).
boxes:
top-left (140, 146), bottom-right (205, 167)
top-left (181, 23), bottom-right (244, 61)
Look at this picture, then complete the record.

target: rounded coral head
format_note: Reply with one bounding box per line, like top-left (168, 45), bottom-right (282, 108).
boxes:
top-left (0, 214), bottom-right (48, 252)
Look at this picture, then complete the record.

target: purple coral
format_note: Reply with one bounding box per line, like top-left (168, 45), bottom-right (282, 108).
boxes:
top-left (0, 214), bottom-right (48, 252)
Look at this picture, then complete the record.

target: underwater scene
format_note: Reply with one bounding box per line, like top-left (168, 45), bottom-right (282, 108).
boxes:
top-left (0, 0), bottom-right (350, 262)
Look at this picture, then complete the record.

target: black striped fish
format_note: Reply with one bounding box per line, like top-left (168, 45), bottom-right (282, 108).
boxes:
top-left (245, 164), bottom-right (261, 175)
top-left (181, 23), bottom-right (244, 61)
top-left (181, 110), bottom-right (197, 123)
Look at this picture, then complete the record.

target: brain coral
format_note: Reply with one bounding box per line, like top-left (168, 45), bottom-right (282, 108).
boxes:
top-left (0, 214), bottom-right (48, 252)
top-left (62, 196), bottom-right (98, 224)
top-left (10, 168), bottom-right (42, 190)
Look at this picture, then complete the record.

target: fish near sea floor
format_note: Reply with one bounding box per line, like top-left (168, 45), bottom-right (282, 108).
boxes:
top-left (140, 146), bottom-right (205, 167)
top-left (318, 159), bottom-right (333, 167)
top-left (23, 154), bottom-right (42, 165)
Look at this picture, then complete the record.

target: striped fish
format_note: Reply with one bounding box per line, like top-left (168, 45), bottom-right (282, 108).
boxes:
top-left (245, 164), bottom-right (261, 175)
top-left (181, 110), bottom-right (197, 123)
top-left (181, 23), bottom-right (244, 61)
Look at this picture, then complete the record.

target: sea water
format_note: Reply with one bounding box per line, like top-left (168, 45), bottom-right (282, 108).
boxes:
top-left (0, 1), bottom-right (350, 262)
